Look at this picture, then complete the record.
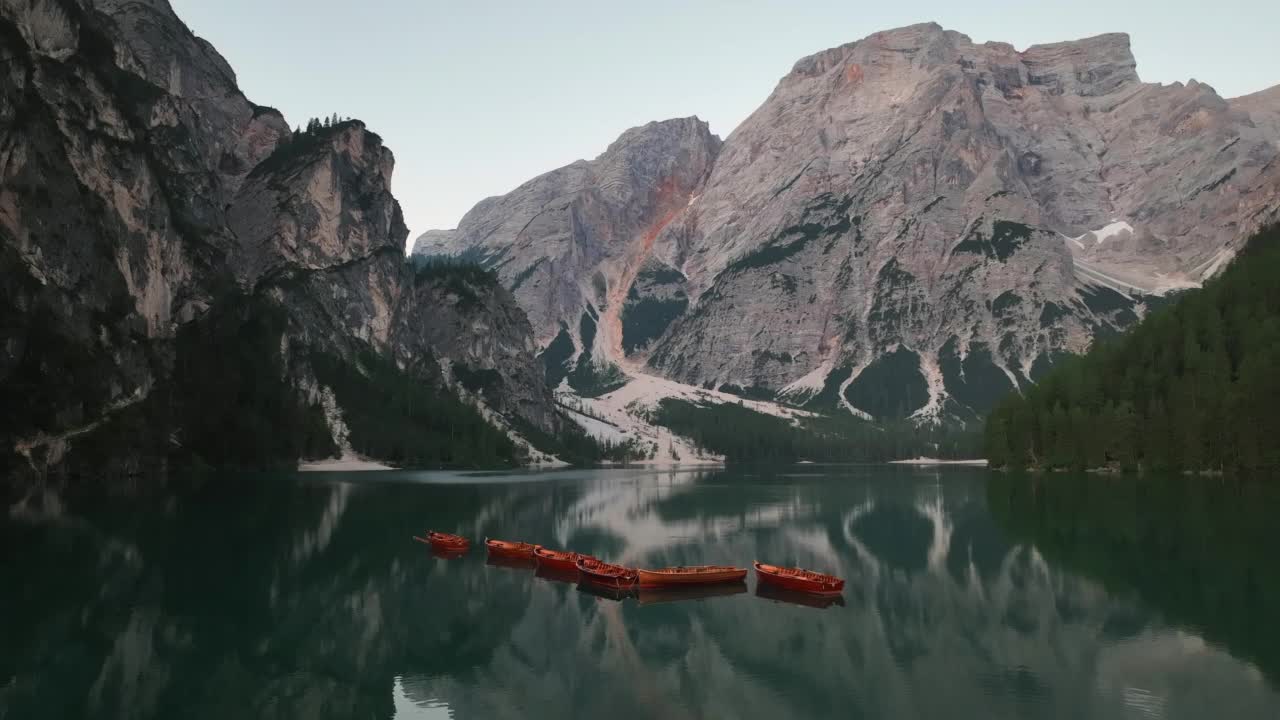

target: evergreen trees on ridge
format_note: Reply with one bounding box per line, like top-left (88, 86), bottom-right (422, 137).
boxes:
top-left (298, 113), bottom-right (352, 134)
top-left (984, 225), bottom-right (1280, 474)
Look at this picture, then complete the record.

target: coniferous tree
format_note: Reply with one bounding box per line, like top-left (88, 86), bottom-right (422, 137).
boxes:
top-left (984, 224), bottom-right (1280, 475)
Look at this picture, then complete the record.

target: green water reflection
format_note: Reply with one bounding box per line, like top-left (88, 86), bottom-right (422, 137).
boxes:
top-left (1, 467), bottom-right (1277, 719)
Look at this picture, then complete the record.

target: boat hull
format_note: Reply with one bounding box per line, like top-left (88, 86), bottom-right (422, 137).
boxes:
top-left (485, 539), bottom-right (538, 559)
top-left (579, 570), bottom-right (636, 589)
top-left (637, 566), bottom-right (748, 587)
top-left (754, 562), bottom-right (844, 596)
top-left (576, 559), bottom-right (638, 588)
top-left (533, 548), bottom-right (589, 573)
top-left (424, 532), bottom-right (469, 551)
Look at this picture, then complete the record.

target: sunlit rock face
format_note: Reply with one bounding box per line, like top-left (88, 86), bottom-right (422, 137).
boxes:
top-left (1233, 85), bottom-right (1280, 149)
top-left (0, 0), bottom-right (556, 477)
top-left (419, 24), bottom-right (1280, 420)
top-left (415, 117), bottom-right (721, 365)
top-left (226, 124), bottom-right (557, 433)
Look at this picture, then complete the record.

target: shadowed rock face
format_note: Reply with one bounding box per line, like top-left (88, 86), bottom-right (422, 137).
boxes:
top-left (229, 126), bottom-right (556, 434)
top-left (0, 0), bottom-right (555, 477)
top-left (418, 23), bottom-right (1280, 420)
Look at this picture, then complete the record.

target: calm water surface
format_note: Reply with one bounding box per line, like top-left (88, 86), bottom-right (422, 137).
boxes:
top-left (2, 466), bottom-right (1278, 719)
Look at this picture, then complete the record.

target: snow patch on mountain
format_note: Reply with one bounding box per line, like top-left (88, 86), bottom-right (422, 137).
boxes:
top-left (558, 405), bottom-right (631, 445)
top-left (558, 370), bottom-right (820, 465)
top-left (779, 360), bottom-right (834, 400)
top-left (837, 362), bottom-right (875, 422)
top-left (909, 353), bottom-right (948, 423)
top-left (1066, 221), bottom-right (1134, 246)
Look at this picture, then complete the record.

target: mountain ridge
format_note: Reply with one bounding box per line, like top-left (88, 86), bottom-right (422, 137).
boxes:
top-left (416, 22), bottom-right (1280, 423)
top-left (1, 0), bottom-right (562, 479)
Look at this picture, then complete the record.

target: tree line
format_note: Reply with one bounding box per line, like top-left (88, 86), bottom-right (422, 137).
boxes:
top-left (984, 224), bottom-right (1280, 474)
top-left (311, 348), bottom-right (522, 468)
top-left (297, 113), bottom-right (353, 135)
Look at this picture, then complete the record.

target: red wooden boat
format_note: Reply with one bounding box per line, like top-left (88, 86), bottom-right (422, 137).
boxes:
top-left (420, 531), bottom-right (469, 551)
top-left (576, 557), bottom-right (638, 588)
top-left (753, 561), bottom-right (844, 596)
top-left (533, 546), bottom-right (591, 573)
top-left (485, 538), bottom-right (538, 559)
top-left (637, 565), bottom-right (747, 587)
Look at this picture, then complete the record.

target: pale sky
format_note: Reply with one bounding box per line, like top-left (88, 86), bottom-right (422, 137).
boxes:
top-left (172, 0), bottom-right (1280, 248)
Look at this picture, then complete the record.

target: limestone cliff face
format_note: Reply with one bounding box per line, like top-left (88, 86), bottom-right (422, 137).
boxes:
top-left (236, 124), bottom-right (557, 434)
top-left (0, 0), bottom-right (555, 476)
top-left (415, 117), bottom-right (722, 370)
top-left (419, 24), bottom-right (1280, 421)
top-left (411, 229), bottom-right (457, 257)
top-left (1233, 85), bottom-right (1280, 151)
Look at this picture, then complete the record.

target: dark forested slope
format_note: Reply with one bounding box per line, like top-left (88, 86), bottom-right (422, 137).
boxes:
top-left (985, 225), bottom-right (1280, 473)
top-left (0, 1), bottom-right (563, 480)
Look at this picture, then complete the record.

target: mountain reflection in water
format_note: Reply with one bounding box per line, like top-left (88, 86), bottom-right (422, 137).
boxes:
top-left (2, 466), bottom-right (1277, 720)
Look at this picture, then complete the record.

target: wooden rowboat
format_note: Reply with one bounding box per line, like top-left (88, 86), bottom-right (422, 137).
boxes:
top-left (753, 561), bottom-right (844, 596)
top-left (485, 538), bottom-right (538, 559)
top-left (576, 557), bottom-right (638, 588)
top-left (420, 531), bottom-right (470, 551)
top-left (636, 565), bottom-right (748, 587)
top-left (533, 546), bottom-right (590, 573)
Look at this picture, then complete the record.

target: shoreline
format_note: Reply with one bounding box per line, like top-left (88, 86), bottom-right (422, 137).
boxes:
top-left (295, 456), bottom-right (995, 473)
top-left (889, 458), bottom-right (989, 467)
top-left (298, 456), bottom-right (395, 472)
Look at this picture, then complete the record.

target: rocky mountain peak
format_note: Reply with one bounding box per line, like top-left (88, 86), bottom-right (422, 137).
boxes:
top-left (1, 0), bottom-right (561, 478)
top-left (1233, 84), bottom-right (1280, 146)
top-left (415, 115), bottom-right (721, 360)
top-left (605, 116), bottom-right (719, 156)
top-left (775, 25), bottom-right (1143, 131)
top-left (780, 24), bottom-right (1140, 101)
top-left (412, 229), bottom-right (458, 257)
top-left (422, 23), bottom-right (1280, 425)
top-left (229, 120), bottom-right (405, 287)
top-left (786, 22), bottom-right (947, 78)
top-left (1019, 32), bottom-right (1138, 97)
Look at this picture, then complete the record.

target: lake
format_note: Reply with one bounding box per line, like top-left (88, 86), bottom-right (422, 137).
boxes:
top-left (2, 466), bottom-right (1278, 719)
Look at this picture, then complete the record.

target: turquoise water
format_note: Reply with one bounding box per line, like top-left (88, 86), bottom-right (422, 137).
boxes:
top-left (2, 466), bottom-right (1277, 719)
